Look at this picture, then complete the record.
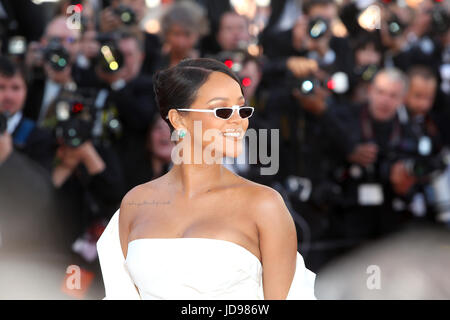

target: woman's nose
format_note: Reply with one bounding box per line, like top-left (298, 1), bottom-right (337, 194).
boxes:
top-left (228, 109), bottom-right (242, 123)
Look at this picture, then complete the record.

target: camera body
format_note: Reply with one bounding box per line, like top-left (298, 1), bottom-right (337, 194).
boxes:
top-left (293, 71), bottom-right (349, 95)
top-left (387, 13), bottom-right (406, 38)
top-left (354, 64), bottom-right (380, 82)
top-left (430, 5), bottom-right (450, 36)
top-left (113, 5), bottom-right (136, 26)
top-left (44, 87), bottom-right (123, 148)
top-left (96, 33), bottom-right (124, 73)
top-left (403, 149), bottom-right (450, 180)
top-left (51, 90), bottom-right (96, 148)
top-left (307, 17), bottom-right (329, 40)
top-left (43, 38), bottom-right (71, 71)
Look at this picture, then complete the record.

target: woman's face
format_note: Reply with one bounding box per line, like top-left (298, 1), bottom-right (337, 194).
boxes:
top-left (166, 24), bottom-right (199, 57)
top-left (149, 117), bottom-right (174, 162)
top-left (176, 71), bottom-right (249, 163)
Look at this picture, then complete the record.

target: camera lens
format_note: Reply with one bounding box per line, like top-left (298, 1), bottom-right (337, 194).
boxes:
top-left (308, 18), bottom-right (328, 39)
top-left (99, 43), bottom-right (123, 73)
top-left (300, 79), bottom-right (315, 95)
top-left (44, 39), bottom-right (70, 71)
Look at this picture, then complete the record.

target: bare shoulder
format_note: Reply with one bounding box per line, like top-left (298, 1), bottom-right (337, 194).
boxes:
top-left (237, 177), bottom-right (295, 234)
top-left (119, 176), bottom-right (168, 225)
top-left (235, 176), bottom-right (287, 213)
top-left (118, 177), bottom-right (166, 257)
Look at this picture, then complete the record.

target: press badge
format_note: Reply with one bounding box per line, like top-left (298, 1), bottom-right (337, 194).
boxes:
top-left (358, 183), bottom-right (384, 206)
top-left (418, 136), bottom-right (432, 156)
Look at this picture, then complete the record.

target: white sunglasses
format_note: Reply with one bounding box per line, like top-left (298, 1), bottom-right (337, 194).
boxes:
top-left (165, 105), bottom-right (254, 120)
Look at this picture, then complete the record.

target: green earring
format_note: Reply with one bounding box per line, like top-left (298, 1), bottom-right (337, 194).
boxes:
top-left (178, 129), bottom-right (186, 138)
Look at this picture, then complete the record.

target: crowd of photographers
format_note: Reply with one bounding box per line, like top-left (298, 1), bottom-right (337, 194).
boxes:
top-left (0, 0), bottom-right (450, 273)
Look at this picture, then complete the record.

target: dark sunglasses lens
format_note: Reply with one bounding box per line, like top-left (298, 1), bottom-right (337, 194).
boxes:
top-left (216, 108), bottom-right (233, 119)
top-left (239, 107), bottom-right (253, 118)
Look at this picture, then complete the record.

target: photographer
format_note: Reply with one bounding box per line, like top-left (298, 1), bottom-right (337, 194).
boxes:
top-left (202, 10), bottom-right (251, 56)
top-left (349, 32), bottom-right (384, 105)
top-left (99, 0), bottom-right (162, 75)
top-left (262, 59), bottom-right (356, 271)
top-left (93, 30), bottom-right (158, 191)
top-left (390, 66), bottom-right (450, 224)
top-left (329, 68), bottom-right (416, 248)
top-left (23, 15), bottom-right (80, 124)
top-left (260, 0), bottom-right (355, 99)
top-left (0, 56), bottom-right (55, 171)
top-left (382, 0), bottom-right (448, 73)
top-left (156, 0), bottom-right (209, 70)
top-left (48, 88), bottom-right (126, 261)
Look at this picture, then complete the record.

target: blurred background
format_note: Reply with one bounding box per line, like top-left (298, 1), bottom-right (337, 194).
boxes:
top-left (0, 0), bottom-right (449, 299)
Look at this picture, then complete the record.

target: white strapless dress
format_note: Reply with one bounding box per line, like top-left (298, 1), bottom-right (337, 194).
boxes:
top-left (96, 209), bottom-right (316, 300)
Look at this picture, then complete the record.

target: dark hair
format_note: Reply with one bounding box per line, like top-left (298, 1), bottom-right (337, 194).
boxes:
top-left (351, 32), bottom-right (383, 54)
top-left (407, 65), bottom-right (438, 83)
top-left (153, 58), bottom-right (243, 131)
top-left (117, 28), bottom-right (145, 52)
top-left (0, 56), bottom-right (27, 83)
top-left (302, 0), bottom-right (336, 16)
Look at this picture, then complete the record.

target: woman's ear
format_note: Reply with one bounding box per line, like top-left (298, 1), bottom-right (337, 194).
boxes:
top-left (167, 109), bottom-right (185, 130)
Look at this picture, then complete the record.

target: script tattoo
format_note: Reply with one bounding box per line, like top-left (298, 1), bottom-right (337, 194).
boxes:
top-left (126, 200), bottom-right (171, 207)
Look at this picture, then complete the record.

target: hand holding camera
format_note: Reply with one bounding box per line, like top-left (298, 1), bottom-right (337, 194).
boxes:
top-left (292, 80), bottom-right (329, 116)
top-left (286, 56), bottom-right (318, 78)
top-left (347, 143), bottom-right (379, 167)
top-left (53, 140), bottom-right (106, 187)
top-left (390, 160), bottom-right (416, 196)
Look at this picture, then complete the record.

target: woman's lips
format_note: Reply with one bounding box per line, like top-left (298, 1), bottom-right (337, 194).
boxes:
top-left (222, 130), bottom-right (243, 139)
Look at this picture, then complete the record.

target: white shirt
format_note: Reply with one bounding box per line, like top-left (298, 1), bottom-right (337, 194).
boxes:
top-left (6, 111), bottom-right (23, 135)
top-left (38, 79), bottom-right (61, 125)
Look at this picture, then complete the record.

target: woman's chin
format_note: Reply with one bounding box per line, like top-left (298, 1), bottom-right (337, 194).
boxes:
top-left (221, 146), bottom-right (243, 159)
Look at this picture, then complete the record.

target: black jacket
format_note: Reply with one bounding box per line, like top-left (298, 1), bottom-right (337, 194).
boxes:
top-left (12, 115), bottom-right (56, 171)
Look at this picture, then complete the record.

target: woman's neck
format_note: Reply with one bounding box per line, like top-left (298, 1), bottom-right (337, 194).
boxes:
top-left (169, 162), bottom-right (227, 199)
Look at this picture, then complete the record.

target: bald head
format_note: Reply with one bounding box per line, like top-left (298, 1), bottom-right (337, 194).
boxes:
top-left (43, 16), bottom-right (81, 61)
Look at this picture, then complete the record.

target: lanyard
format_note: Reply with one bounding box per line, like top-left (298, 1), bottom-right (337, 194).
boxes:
top-left (360, 104), bottom-right (401, 148)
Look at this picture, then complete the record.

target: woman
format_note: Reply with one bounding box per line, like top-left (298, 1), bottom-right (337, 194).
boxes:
top-left (122, 114), bottom-right (174, 191)
top-left (97, 58), bottom-right (316, 300)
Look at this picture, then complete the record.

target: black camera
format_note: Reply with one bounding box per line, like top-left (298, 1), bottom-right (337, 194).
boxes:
top-left (210, 50), bottom-right (255, 88)
top-left (0, 111), bottom-right (8, 134)
top-left (43, 38), bottom-right (71, 71)
top-left (387, 13), bottom-right (406, 38)
top-left (211, 50), bottom-right (246, 73)
top-left (307, 17), bottom-right (329, 40)
top-left (96, 33), bottom-right (124, 73)
top-left (354, 64), bottom-right (379, 82)
top-left (404, 152), bottom-right (450, 179)
top-left (53, 91), bottom-right (95, 148)
top-left (295, 72), bottom-right (349, 95)
top-left (113, 5), bottom-right (136, 25)
top-left (430, 6), bottom-right (450, 36)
